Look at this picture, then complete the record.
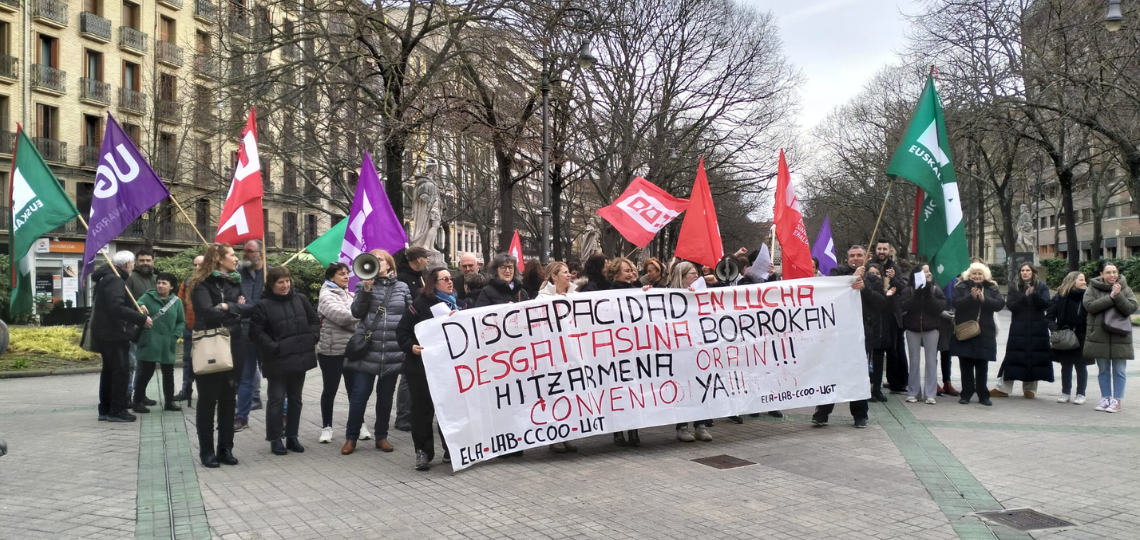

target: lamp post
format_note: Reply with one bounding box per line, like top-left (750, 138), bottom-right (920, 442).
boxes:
top-left (541, 8), bottom-right (595, 265)
top-left (1106, 0), bottom-right (1123, 31)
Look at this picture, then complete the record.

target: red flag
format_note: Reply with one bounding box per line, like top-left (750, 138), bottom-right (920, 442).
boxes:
top-left (215, 109), bottom-right (264, 245)
top-left (597, 177), bottom-right (688, 248)
top-left (674, 158), bottom-right (724, 269)
top-left (773, 150), bottom-right (813, 279)
top-left (911, 187), bottom-right (924, 254)
top-left (508, 230), bottom-right (523, 264)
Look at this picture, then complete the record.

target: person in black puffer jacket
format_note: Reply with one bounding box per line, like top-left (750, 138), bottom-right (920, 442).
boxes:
top-left (992, 262), bottom-right (1053, 399)
top-left (949, 262), bottom-right (1006, 406)
top-left (92, 251), bottom-right (152, 423)
top-left (474, 253), bottom-right (530, 307)
top-left (900, 264), bottom-right (947, 403)
top-left (397, 267), bottom-right (466, 471)
top-left (1047, 271), bottom-right (1090, 404)
top-left (189, 243), bottom-right (254, 468)
top-left (576, 254), bottom-right (610, 293)
top-left (249, 266), bottom-right (320, 457)
top-left (342, 250), bottom-right (411, 455)
top-left (864, 263), bottom-right (898, 402)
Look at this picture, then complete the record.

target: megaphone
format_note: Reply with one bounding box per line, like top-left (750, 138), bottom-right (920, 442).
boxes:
top-left (715, 256), bottom-right (740, 284)
top-left (353, 253), bottom-right (381, 280)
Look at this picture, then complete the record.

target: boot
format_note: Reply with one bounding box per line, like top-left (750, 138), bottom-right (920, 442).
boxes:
top-left (164, 402), bottom-right (182, 412)
top-left (285, 437), bottom-right (305, 453)
top-left (200, 452), bottom-right (220, 468)
top-left (131, 402), bottom-right (150, 414)
top-left (626, 430), bottom-right (640, 447)
top-left (415, 450), bottom-right (431, 471)
top-left (942, 382), bottom-right (960, 396)
top-left (217, 447), bottom-right (238, 466)
top-left (613, 432), bottom-right (627, 446)
top-left (271, 439), bottom-right (287, 456)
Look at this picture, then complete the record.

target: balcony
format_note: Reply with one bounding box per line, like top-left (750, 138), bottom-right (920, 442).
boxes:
top-left (157, 99), bottom-right (181, 125)
top-left (0, 55), bottom-right (17, 83)
top-left (121, 217), bottom-right (214, 244)
top-left (154, 156), bottom-right (176, 179)
top-left (79, 77), bottom-right (111, 105)
top-left (119, 27), bottom-right (148, 55)
top-left (31, 0), bottom-right (68, 28)
top-left (0, 131), bottom-right (14, 155)
top-left (119, 87), bottom-right (147, 115)
top-left (229, 17), bottom-right (250, 40)
top-left (32, 137), bottom-right (66, 164)
top-left (80, 145), bottom-right (100, 168)
top-left (0, 0), bottom-right (18, 13)
top-left (193, 108), bottom-right (216, 131)
top-left (157, 41), bottom-right (184, 67)
top-left (30, 64), bottom-right (66, 95)
top-left (195, 54), bottom-right (220, 79)
top-left (80, 12), bottom-right (112, 42)
top-left (48, 218), bottom-right (84, 236)
top-left (195, 0), bottom-right (217, 23)
top-left (158, 0), bottom-right (181, 9)
top-left (282, 230), bottom-right (299, 249)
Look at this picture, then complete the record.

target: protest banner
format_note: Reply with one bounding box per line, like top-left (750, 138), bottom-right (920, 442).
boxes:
top-left (415, 276), bottom-right (869, 470)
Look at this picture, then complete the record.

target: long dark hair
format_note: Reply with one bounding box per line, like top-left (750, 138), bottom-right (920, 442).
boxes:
top-left (1016, 262), bottom-right (1039, 290)
top-left (421, 267), bottom-right (450, 297)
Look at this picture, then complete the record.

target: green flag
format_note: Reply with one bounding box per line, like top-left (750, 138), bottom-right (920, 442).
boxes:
top-left (9, 129), bottom-right (80, 316)
top-left (886, 75), bottom-right (968, 284)
top-left (305, 218), bottom-right (347, 267)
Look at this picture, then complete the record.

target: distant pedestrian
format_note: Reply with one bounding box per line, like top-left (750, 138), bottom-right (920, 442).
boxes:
top-left (865, 263), bottom-right (898, 403)
top-left (992, 263), bottom-right (1053, 399)
top-left (1047, 272), bottom-right (1089, 404)
top-left (125, 249), bottom-right (157, 403)
top-left (132, 273), bottom-right (185, 413)
top-left (1083, 261), bottom-right (1138, 413)
top-left (949, 263), bottom-right (1005, 406)
top-left (937, 277), bottom-right (960, 397)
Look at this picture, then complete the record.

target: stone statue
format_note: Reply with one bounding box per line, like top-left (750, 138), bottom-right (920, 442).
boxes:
top-left (580, 215), bottom-right (601, 258)
top-left (408, 160), bottom-right (442, 252)
top-left (1015, 203), bottom-right (1035, 252)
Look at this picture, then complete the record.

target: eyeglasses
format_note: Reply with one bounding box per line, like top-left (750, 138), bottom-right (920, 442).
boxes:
top-left (499, 266), bottom-right (514, 271)
top-left (438, 277), bottom-right (453, 282)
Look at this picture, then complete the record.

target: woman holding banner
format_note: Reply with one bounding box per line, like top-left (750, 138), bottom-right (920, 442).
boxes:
top-left (667, 261), bottom-right (714, 442)
top-left (537, 261), bottom-right (581, 453)
top-left (607, 257), bottom-right (650, 447)
top-left (397, 267), bottom-right (466, 471)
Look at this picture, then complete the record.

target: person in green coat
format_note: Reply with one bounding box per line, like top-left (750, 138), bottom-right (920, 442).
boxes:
top-left (132, 273), bottom-right (187, 413)
top-left (1083, 261), bottom-right (1139, 414)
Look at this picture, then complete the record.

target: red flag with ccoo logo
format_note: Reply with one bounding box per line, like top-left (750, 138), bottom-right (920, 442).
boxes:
top-left (215, 109), bottom-right (264, 245)
top-left (597, 177), bottom-right (688, 248)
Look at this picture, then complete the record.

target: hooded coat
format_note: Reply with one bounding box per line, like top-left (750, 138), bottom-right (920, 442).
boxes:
top-left (317, 282), bottom-right (357, 356)
top-left (249, 288), bottom-right (320, 378)
top-left (474, 277), bottom-right (530, 307)
top-left (949, 279), bottom-right (1006, 361)
top-left (136, 289), bottom-right (185, 365)
top-left (998, 282), bottom-right (1054, 382)
top-left (1046, 288), bottom-right (1089, 365)
top-left (1082, 275), bottom-right (1139, 360)
top-left (346, 276), bottom-right (411, 377)
top-left (92, 264), bottom-right (149, 343)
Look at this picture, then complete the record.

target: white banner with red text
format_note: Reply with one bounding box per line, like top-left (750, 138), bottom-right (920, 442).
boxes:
top-left (415, 276), bottom-right (869, 470)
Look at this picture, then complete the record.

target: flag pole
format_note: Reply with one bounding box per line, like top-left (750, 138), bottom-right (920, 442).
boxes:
top-left (869, 178), bottom-right (895, 249)
top-left (279, 247), bottom-right (307, 267)
top-left (76, 215), bottom-right (145, 313)
top-left (167, 194), bottom-right (210, 246)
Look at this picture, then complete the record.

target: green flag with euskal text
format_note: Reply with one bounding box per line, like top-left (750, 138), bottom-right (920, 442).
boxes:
top-left (886, 75), bottom-right (969, 284)
top-left (305, 218), bottom-right (348, 267)
top-left (9, 129), bottom-right (80, 316)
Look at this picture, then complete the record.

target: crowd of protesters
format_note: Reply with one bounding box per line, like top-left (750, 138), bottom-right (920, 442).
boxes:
top-left (92, 238), bottom-right (1137, 471)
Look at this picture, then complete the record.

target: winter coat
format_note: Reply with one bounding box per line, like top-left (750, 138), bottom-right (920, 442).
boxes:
top-left (578, 276), bottom-right (610, 293)
top-left (1083, 276), bottom-right (1139, 360)
top-left (639, 274), bottom-right (665, 288)
top-left (397, 294), bottom-right (467, 374)
top-left (346, 276), bottom-right (412, 377)
top-left (998, 282), bottom-right (1054, 382)
top-left (396, 259), bottom-right (425, 296)
top-left (609, 280), bottom-right (638, 290)
top-left (830, 264), bottom-right (887, 351)
top-left (178, 278), bottom-right (197, 330)
top-left (136, 289), bottom-right (185, 365)
top-left (91, 264), bottom-right (149, 343)
top-left (949, 280), bottom-right (1006, 361)
top-left (900, 283), bottom-right (947, 333)
top-left (937, 278), bottom-right (959, 351)
top-left (191, 273), bottom-right (252, 333)
top-left (537, 281), bottom-right (578, 297)
top-left (239, 266), bottom-right (267, 310)
top-left (126, 268), bottom-right (157, 301)
top-left (1046, 288), bottom-right (1090, 365)
top-left (248, 289), bottom-right (320, 377)
top-left (316, 283), bottom-right (357, 356)
top-left (474, 277), bottom-right (530, 307)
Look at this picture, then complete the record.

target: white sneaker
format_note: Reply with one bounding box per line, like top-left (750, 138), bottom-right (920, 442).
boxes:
top-left (1057, 394), bottom-right (1071, 403)
top-left (925, 398), bottom-right (936, 405)
top-left (694, 425), bottom-right (713, 442)
top-left (1073, 395), bottom-right (1086, 405)
top-left (359, 425), bottom-right (372, 441)
top-left (319, 426), bottom-right (333, 443)
top-left (676, 426), bottom-right (695, 442)
top-left (1106, 399), bottom-right (1122, 413)
top-left (905, 396), bottom-right (918, 403)
top-left (1095, 398), bottom-right (1111, 412)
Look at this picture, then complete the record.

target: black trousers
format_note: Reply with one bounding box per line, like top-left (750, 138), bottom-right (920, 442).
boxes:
top-left (404, 361), bottom-right (445, 461)
top-left (870, 348), bottom-right (888, 395)
top-left (813, 400), bottom-right (869, 422)
top-left (134, 361), bottom-right (174, 405)
top-left (940, 350), bottom-right (953, 383)
top-left (97, 339), bottom-right (131, 415)
top-left (318, 353), bottom-right (354, 428)
top-left (887, 332), bottom-right (909, 391)
top-left (958, 357), bottom-right (990, 401)
top-left (1058, 361), bottom-right (1088, 396)
top-left (266, 372), bottom-right (306, 441)
top-left (195, 332), bottom-right (245, 455)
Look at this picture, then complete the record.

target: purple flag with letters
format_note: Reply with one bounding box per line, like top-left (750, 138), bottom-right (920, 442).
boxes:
top-left (80, 114), bottom-right (171, 284)
top-left (339, 151), bottom-right (407, 289)
top-left (811, 215), bottom-right (837, 276)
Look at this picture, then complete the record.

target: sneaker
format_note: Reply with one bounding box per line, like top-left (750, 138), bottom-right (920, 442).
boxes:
top-left (1074, 395), bottom-right (1087, 405)
top-left (1095, 397), bottom-right (1111, 412)
top-left (131, 403), bottom-right (150, 414)
top-left (925, 398), bottom-right (936, 405)
top-left (728, 415), bottom-right (744, 424)
top-left (767, 410), bottom-right (784, 418)
top-left (107, 411), bottom-right (137, 423)
top-left (811, 417), bottom-right (828, 427)
top-left (319, 426), bottom-right (333, 443)
top-left (1106, 399), bottom-right (1121, 413)
top-left (990, 388), bottom-right (1009, 398)
top-left (1057, 394), bottom-right (1071, 403)
top-left (1024, 391), bottom-right (1036, 399)
top-left (143, 398), bottom-right (157, 406)
top-left (233, 418), bottom-right (246, 432)
top-left (853, 418), bottom-right (868, 428)
top-left (905, 396), bottom-right (918, 403)
top-left (98, 414), bottom-right (107, 421)
top-left (415, 450), bottom-right (431, 471)
top-left (359, 425), bottom-right (372, 441)
top-left (694, 425), bottom-right (713, 441)
top-left (676, 426), bottom-right (696, 442)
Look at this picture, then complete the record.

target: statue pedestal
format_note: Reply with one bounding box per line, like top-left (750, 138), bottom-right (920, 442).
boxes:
top-left (426, 250), bottom-right (447, 269)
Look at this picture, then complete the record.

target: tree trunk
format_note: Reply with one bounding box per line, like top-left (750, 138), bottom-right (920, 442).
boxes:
top-left (1059, 172), bottom-right (1079, 271)
top-left (383, 137), bottom-right (406, 223)
top-left (496, 150), bottom-right (514, 252)
top-left (551, 162), bottom-right (564, 262)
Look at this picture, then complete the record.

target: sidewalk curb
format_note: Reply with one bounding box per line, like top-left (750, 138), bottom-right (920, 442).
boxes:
top-left (0, 362), bottom-right (187, 379)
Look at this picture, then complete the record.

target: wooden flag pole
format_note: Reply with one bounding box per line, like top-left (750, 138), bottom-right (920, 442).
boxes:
top-left (76, 215), bottom-right (145, 313)
top-left (279, 248), bottom-right (307, 267)
top-left (868, 178), bottom-right (895, 250)
top-left (167, 194), bottom-right (210, 246)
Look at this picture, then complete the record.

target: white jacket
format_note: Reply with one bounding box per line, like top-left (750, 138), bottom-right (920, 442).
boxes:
top-left (537, 281), bottom-right (578, 297)
top-left (317, 283), bottom-right (357, 355)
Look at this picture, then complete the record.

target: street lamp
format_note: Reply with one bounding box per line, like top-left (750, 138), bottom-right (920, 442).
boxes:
top-left (541, 7), bottom-right (595, 265)
top-left (1106, 0), bottom-right (1123, 31)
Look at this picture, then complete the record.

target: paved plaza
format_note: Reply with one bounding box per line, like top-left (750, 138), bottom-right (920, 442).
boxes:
top-left (2, 312), bottom-right (1139, 540)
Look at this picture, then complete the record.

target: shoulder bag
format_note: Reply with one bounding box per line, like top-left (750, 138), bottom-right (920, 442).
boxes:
top-left (955, 310), bottom-right (982, 341)
top-left (191, 327), bottom-right (233, 374)
top-left (344, 284), bottom-right (393, 361)
top-left (1050, 328), bottom-right (1079, 350)
top-left (1103, 304), bottom-right (1133, 336)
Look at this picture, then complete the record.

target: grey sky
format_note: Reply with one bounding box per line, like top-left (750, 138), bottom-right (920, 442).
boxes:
top-left (739, 0), bottom-right (919, 130)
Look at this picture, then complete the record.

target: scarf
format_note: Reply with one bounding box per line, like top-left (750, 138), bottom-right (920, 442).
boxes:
top-left (435, 289), bottom-right (459, 310)
top-left (212, 270), bottom-right (242, 284)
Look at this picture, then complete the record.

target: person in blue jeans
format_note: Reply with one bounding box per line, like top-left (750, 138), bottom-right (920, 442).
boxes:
top-left (235, 240), bottom-right (266, 432)
top-left (1082, 261), bottom-right (1137, 413)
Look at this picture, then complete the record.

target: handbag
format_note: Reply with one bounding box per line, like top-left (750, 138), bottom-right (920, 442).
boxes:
top-left (344, 284), bottom-right (392, 361)
top-left (1050, 328), bottom-right (1079, 350)
top-left (1103, 306), bottom-right (1133, 336)
top-left (955, 310), bottom-right (982, 341)
top-left (131, 296), bottom-right (179, 343)
top-left (191, 327), bottom-right (233, 374)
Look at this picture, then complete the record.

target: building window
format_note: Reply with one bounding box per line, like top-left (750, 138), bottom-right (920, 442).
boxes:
top-left (160, 15), bottom-right (176, 43)
top-left (85, 49), bottom-right (104, 81)
top-left (0, 95), bottom-right (9, 130)
top-left (123, 61), bottom-right (140, 91)
top-left (83, 0), bottom-right (102, 15)
top-left (122, 122), bottom-right (141, 146)
top-left (304, 214), bottom-right (317, 244)
top-left (0, 21), bottom-right (11, 57)
top-left (195, 198), bottom-right (211, 229)
top-left (83, 115), bottom-right (102, 147)
top-left (37, 34), bottom-right (59, 68)
top-left (123, 2), bottom-right (141, 30)
top-left (76, 182), bottom-right (95, 217)
top-left (283, 211), bottom-right (298, 249)
top-left (159, 72), bottom-right (177, 101)
top-left (284, 162), bottom-right (296, 192)
top-left (35, 103), bottom-right (59, 139)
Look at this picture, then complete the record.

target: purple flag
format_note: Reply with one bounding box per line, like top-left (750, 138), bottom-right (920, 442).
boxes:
top-left (811, 215), bottom-right (837, 276)
top-left (80, 114), bottom-right (171, 284)
top-left (339, 151), bottom-right (407, 288)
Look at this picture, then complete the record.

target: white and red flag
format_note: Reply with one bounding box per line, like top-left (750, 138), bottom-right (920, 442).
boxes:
top-left (597, 176), bottom-right (688, 248)
top-left (508, 230), bottom-right (524, 264)
top-left (773, 149), bottom-right (813, 279)
top-left (215, 109), bottom-right (264, 245)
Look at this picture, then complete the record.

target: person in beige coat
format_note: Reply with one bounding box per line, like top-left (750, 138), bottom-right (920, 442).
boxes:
top-left (316, 262), bottom-right (362, 443)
